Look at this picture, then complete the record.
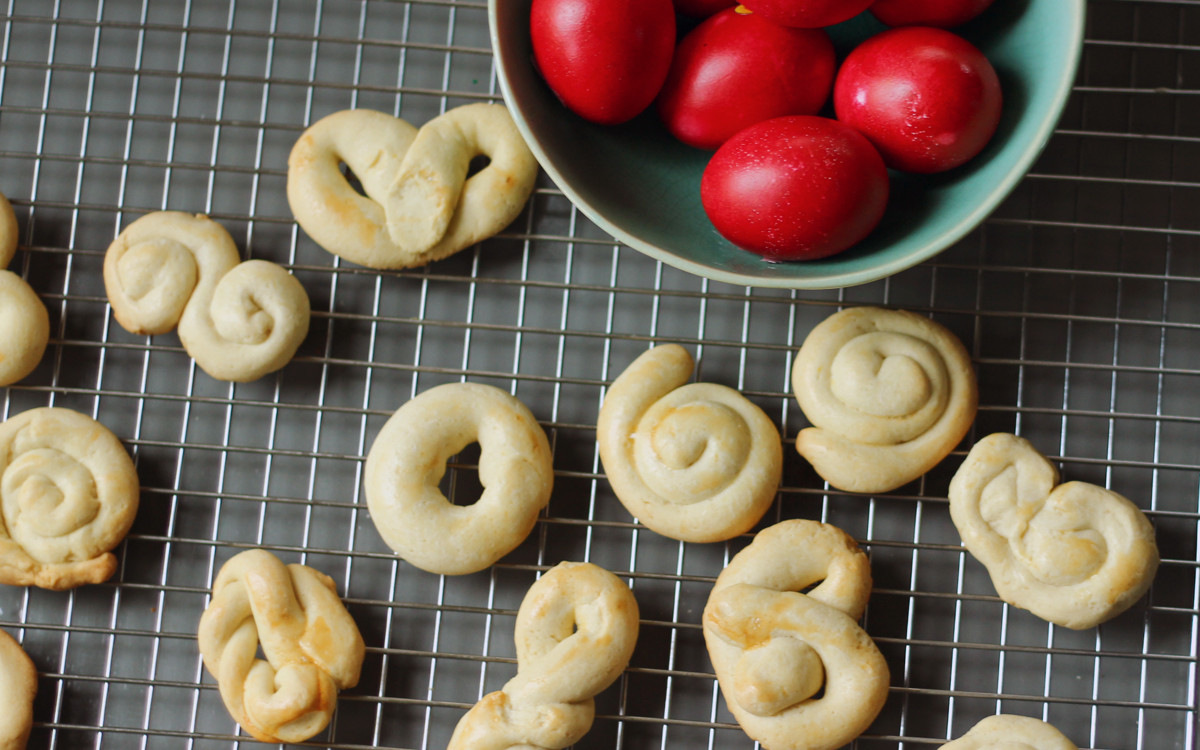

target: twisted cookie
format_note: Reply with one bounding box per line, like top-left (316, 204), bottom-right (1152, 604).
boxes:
top-left (0, 190), bottom-right (49, 387)
top-left (197, 549), bottom-right (364, 744)
top-left (448, 561), bottom-right (639, 750)
top-left (597, 344), bottom-right (783, 542)
top-left (949, 433), bottom-right (1159, 629)
top-left (0, 407), bottom-right (139, 590)
top-left (364, 382), bottom-right (553, 575)
top-left (941, 714), bottom-right (1079, 750)
top-left (104, 211), bottom-right (310, 382)
top-left (0, 628), bottom-right (35, 750)
top-left (287, 103), bottom-right (538, 269)
top-left (703, 519), bottom-right (889, 750)
top-left (792, 306), bottom-right (977, 493)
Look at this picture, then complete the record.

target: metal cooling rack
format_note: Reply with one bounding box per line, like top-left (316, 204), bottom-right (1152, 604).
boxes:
top-left (0, 0), bottom-right (1196, 747)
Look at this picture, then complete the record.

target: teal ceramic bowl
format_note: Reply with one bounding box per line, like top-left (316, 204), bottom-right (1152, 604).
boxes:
top-left (489, 0), bottom-right (1085, 289)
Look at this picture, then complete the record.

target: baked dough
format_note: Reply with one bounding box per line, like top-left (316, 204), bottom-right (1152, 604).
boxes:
top-left (0, 628), bottom-right (36, 750)
top-left (940, 714), bottom-right (1079, 750)
top-left (447, 561), bottom-right (639, 750)
top-left (287, 103), bottom-right (538, 269)
top-left (197, 549), bottom-right (364, 744)
top-left (703, 519), bottom-right (889, 750)
top-left (948, 432), bottom-right (1159, 630)
top-left (103, 211), bottom-right (311, 382)
top-left (364, 382), bottom-right (553, 575)
top-left (597, 344), bottom-right (783, 542)
top-left (0, 407), bottom-right (139, 590)
top-left (0, 190), bottom-right (49, 387)
top-left (792, 306), bottom-right (977, 493)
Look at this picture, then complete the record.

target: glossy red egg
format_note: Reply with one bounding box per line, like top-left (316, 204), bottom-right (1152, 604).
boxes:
top-left (737, 0), bottom-right (876, 28)
top-left (870, 0), bottom-right (996, 28)
top-left (673, 0), bottom-right (738, 18)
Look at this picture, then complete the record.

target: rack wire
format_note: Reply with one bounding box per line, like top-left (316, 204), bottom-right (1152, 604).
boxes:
top-left (0, 0), bottom-right (1196, 747)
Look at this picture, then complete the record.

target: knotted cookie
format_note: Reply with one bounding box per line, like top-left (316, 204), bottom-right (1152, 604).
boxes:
top-left (940, 714), bottom-right (1079, 750)
top-left (948, 433), bottom-right (1159, 630)
top-left (447, 561), bottom-right (639, 750)
top-left (287, 103), bottom-right (538, 269)
top-left (197, 549), bottom-right (365, 744)
top-left (365, 382), bottom-right (554, 575)
top-left (0, 628), bottom-right (36, 750)
top-left (0, 190), bottom-right (49, 387)
top-left (597, 344), bottom-right (782, 542)
top-left (0, 407), bottom-right (139, 590)
top-left (792, 306), bottom-right (977, 493)
top-left (104, 211), bottom-right (311, 382)
top-left (703, 519), bottom-right (889, 750)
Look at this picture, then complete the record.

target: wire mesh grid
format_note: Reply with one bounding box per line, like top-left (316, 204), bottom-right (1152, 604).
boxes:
top-left (0, 0), bottom-right (1196, 747)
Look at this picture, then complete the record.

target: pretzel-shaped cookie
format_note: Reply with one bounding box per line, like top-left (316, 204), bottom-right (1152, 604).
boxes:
top-left (597, 344), bottom-right (783, 542)
top-left (197, 549), bottom-right (365, 744)
top-left (103, 211), bottom-right (311, 382)
top-left (447, 561), bottom-right (639, 750)
top-left (287, 103), bottom-right (538, 269)
top-left (940, 714), bottom-right (1079, 750)
top-left (0, 407), bottom-right (139, 590)
top-left (0, 628), bottom-right (36, 750)
top-left (792, 306), bottom-right (977, 493)
top-left (0, 190), bottom-right (49, 387)
top-left (703, 519), bottom-right (889, 750)
top-left (948, 433), bottom-right (1159, 629)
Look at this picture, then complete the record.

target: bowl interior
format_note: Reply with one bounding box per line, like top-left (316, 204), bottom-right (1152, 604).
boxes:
top-left (490, 0), bottom-right (1085, 289)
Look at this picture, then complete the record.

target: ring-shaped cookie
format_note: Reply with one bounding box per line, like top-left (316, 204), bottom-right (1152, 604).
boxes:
top-left (597, 344), bottom-right (783, 542)
top-left (940, 714), bottom-right (1079, 750)
top-left (0, 190), bottom-right (49, 387)
top-left (0, 627), bottom-right (36, 749)
top-left (364, 382), bottom-right (554, 575)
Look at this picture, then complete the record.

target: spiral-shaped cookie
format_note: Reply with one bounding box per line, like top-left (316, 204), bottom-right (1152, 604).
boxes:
top-left (940, 714), bottom-right (1079, 750)
top-left (447, 561), bottom-right (639, 750)
top-left (597, 344), bottom-right (783, 543)
top-left (0, 190), bottom-right (49, 387)
top-left (364, 382), bottom-right (554, 575)
top-left (103, 211), bottom-right (311, 382)
top-left (792, 306), bottom-right (977, 493)
top-left (0, 628), bottom-right (36, 750)
top-left (0, 407), bottom-right (140, 590)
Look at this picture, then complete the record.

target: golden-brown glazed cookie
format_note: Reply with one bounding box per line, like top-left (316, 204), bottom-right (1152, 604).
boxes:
top-left (0, 407), bottom-right (139, 590)
top-left (197, 549), bottom-right (364, 744)
top-left (940, 714), bottom-right (1079, 750)
top-left (703, 519), bottom-right (889, 750)
top-left (948, 432), bottom-right (1160, 629)
top-left (0, 628), bottom-right (36, 750)
top-left (104, 211), bottom-right (311, 382)
top-left (447, 561), bottom-right (639, 750)
top-left (597, 344), bottom-right (783, 542)
top-left (287, 103), bottom-right (538, 269)
top-left (792, 306), bottom-right (977, 493)
top-left (0, 190), bottom-right (49, 387)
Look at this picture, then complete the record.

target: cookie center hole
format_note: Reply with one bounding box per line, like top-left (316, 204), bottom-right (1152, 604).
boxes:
top-left (466, 155), bottom-right (490, 179)
top-left (443, 442), bottom-right (484, 506)
top-left (340, 163), bottom-right (368, 197)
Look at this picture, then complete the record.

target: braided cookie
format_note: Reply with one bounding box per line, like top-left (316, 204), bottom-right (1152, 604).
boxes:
top-left (103, 211), bottom-right (311, 382)
top-left (0, 628), bottom-right (36, 750)
top-left (287, 103), bottom-right (538, 269)
top-left (792, 306), bottom-right (977, 493)
top-left (364, 383), bottom-right (553, 575)
top-left (0, 407), bottom-right (139, 590)
top-left (197, 549), bottom-right (364, 744)
top-left (597, 344), bottom-right (783, 542)
top-left (448, 561), bottom-right (639, 750)
top-left (948, 433), bottom-right (1159, 630)
top-left (0, 191), bottom-right (49, 387)
top-left (941, 714), bottom-right (1079, 750)
top-left (703, 519), bottom-right (889, 750)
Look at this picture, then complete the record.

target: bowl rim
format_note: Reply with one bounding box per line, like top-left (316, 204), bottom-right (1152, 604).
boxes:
top-left (488, 0), bottom-right (1087, 290)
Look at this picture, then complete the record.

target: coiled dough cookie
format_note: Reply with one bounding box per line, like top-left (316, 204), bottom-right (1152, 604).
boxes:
top-left (0, 190), bottom-right (49, 387)
top-left (597, 344), bottom-right (782, 542)
top-left (287, 103), bottom-right (538, 269)
top-left (792, 306), bottom-right (977, 493)
top-left (941, 714), bottom-right (1079, 750)
top-left (197, 549), bottom-right (364, 744)
top-left (364, 382), bottom-right (554, 575)
top-left (948, 432), bottom-right (1159, 630)
top-left (447, 561), bottom-right (639, 750)
top-left (703, 519), bottom-right (889, 750)
top-left (103, 211), bottom-right (311, 382)
top-left (0, 407), bottom-right (140, 590)
top-left (0, 628), bottom-right (36, 750)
